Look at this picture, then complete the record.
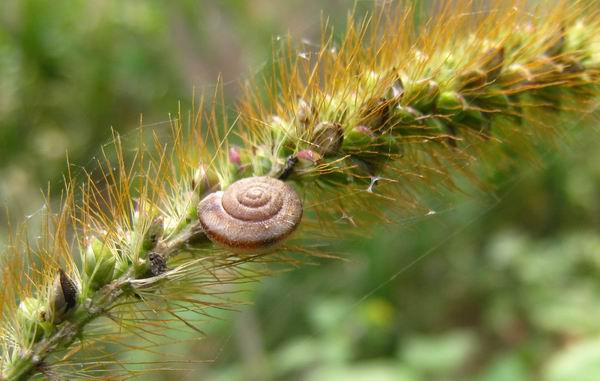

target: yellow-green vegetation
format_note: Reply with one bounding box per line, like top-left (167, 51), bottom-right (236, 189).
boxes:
top-left (1, 1), bottom-right (600, 380)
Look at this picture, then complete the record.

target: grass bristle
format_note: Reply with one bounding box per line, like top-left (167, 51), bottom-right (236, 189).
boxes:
top-left (1, 1), bottom-right (599, 379)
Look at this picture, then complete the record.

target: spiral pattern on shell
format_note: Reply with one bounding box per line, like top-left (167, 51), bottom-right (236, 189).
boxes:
top-left (197, 176), bottom-right (303, 251)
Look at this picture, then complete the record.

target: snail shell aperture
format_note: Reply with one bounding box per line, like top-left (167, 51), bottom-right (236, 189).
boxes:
top-left (197, 176), bottom-right (303, 251)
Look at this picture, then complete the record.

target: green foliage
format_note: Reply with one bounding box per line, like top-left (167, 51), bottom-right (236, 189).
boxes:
top-left (0, 0), bottom-right (186, 223)
top-left (1, 1), bottom-right (599, 380)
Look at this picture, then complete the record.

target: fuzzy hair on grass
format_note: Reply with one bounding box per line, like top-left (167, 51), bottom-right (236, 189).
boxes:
top-left (1, 1), bottom-right (600, 379)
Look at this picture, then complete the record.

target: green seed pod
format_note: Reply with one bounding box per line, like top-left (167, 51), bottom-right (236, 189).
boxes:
top-left (312, 121), bottom-right (344, 156)
top-left (420, 117), bottom-right (455, 145)
top-left (374, 133), bottom-right (401, 155)
top-left (529, 86), bottom-right (564, 110)
top-left (296, 98), bottom-right (317, 127)
top-left (395, 105), bottom-right (421, 120)
top-left (50, 269), bottom-right (78, 323)
top-left (162, 195), bottom-right (197, 237)
top-left (363, 71), bottom-right (384, 94)
top-left (481, 46), bottom-right (505, 82)
top-left (192, 165), bottom-right (221, 196)
top-left (270, 115), bottom-right (296, 144)
top-left (436, 91), bottom-right (467, 121)
top-left (504, 22), bottom-right (535, 52)
top-left (358, 97), bottom-right (390, 132)
top-left (343, 125), bottom-right (375, 150)
top-left (317, 158), bottom-right (355, 186)
top-left (476, 90), bottom-right (510, 111)
top-left (321, 93), bottom-right (349, 123)
top-left (269, 115), bottom-right (290, 137)
top-left (403, 78), bottom-right (440, 112)
top-left (458, 108), bottom-right (489, 134)
top-left (393, 105), bottom-right (419, 123)
top-left (391, 106), bottom-right (424, 136)
top-left (142, 216), bottom-right (164, 251)
top-left (84, 236), bottom-right (116, 291)
top-left (269, 115), bottom-right (298, 157)
top-left (529, 55), bottom-right (563, 84)
top-left (388, 77), bottom-right (404, 99)
top-left (424, 118), bottom-right (451, 136)
top-left (286, 150), bottom-right (321, 179)
top-left (17, 297), bottom-right (47, 342)
top-left (457, 69), bottom-right (488, 91)
top-left (497, 64), bottom-right (533, 88)
top-left (113, 257), bottom-right (131, 279)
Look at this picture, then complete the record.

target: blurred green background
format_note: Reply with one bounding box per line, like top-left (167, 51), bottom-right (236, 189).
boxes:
top-left (2, 1), bottom-right (600, 380)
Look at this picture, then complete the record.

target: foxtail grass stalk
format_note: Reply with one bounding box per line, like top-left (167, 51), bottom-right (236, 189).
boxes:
top-left (1, 1), bottom-right (600, 379)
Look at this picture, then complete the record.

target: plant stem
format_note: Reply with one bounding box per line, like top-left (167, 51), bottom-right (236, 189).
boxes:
top-left (3, 222), bottom-right (208, 381)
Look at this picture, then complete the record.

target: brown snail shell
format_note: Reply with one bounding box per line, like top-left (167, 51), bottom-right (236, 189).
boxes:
top-left (197, 176), bottom-right (303, 251)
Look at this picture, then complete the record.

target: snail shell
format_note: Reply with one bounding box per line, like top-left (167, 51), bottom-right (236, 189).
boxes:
top-left (197, 176), bottom-right (302, 251)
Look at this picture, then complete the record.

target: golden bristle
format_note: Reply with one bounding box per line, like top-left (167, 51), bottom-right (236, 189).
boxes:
top-left (1, 1), bottom-right (599, 379)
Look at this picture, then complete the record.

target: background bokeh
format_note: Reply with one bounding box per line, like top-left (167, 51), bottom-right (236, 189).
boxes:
top-left (2, 1), bottom-right (600, 380)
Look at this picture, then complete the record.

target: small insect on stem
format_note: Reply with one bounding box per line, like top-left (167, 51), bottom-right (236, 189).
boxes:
top-left (278, 155), bottom-right (299, 180)
top-left (148, 252), bottom-right (168, 277)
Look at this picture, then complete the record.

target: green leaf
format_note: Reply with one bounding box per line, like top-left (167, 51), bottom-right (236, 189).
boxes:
top-left (543, 338), bottom-right (600, 381)
top-left (401, 330), bottom-right (478, 375)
